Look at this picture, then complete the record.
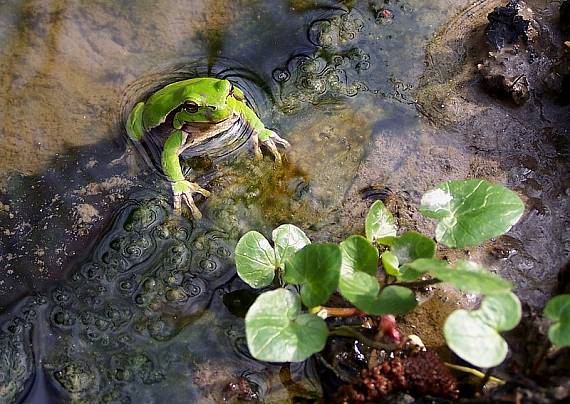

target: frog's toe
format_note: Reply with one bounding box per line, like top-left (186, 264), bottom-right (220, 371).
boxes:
top-left (252, 134), bottom-right (263, 160)
top-left (171, 180), bottom-right (210, 220)
top-left (269, 132), bottom-right (290, 149)
top-left (181, 193), bottom-right (203, 220)
top-left (262, 138), bottom-right (282, 165)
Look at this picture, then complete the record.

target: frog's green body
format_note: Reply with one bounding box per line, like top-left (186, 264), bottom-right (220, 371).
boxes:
top-left (126, 78), bottom-right (289, 219)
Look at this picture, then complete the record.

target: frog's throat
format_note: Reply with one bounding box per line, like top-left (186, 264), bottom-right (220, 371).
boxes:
top-left (180, 114), bottom-right (239, 148)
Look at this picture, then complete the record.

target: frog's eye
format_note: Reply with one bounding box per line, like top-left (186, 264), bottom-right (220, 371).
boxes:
top-left (184, 102), bottom-right (199, 113)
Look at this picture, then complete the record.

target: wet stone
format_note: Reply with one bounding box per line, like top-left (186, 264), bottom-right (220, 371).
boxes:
top-left (485, 0), bottom-right (532, 50)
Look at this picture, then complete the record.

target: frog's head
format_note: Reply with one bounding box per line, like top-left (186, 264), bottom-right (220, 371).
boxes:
top-left (126, 78), bottom-right (245, 140)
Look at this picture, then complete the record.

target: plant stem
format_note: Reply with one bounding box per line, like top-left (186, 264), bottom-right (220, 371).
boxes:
top-left (329, 326), bottom-right (395, 351)
top-left (317, 307), bottom-right (367, 318)
top-left (398, 279), bottom-right (441, 289)
top-left (444, 362), bottom-right (505, 385)
top-left (530, 341), bottom-right (551, 376)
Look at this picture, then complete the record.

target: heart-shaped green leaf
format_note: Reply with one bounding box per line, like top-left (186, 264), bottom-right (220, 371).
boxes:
top-left (420, 179), bottom-right (524, 248)
top-left (444, 292), bottom-right (521, 368)
top-left (245, 289), bottom-right (328, 362)
top-left (352, 285), bottom-right (417, 316)
top-left (544, 294), bottom-right (570, 348)
top-left (365, 200), bottom-right (397, 245)
top-left (235, 231), bottom-right (276, 288)
top-left (403, 259), bottom-right (512, 295)
top-left (284, 244), bottom-right (342, 308)
top-left (272, 224), bottom-right (311, 269)
top-left (338, 236), bottom-right (380, 306)
top-left (381, 251), bottom-right (400, 276)
top-left (391, 231), bottom-right (436, 265)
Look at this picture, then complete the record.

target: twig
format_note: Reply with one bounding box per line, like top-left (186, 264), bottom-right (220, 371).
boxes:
top-left (329, 326), bottom-right (396, 351)
top-left (398, 279), bottom-right (441, 289)
top-left (315, 306), bottom-right (367, 318)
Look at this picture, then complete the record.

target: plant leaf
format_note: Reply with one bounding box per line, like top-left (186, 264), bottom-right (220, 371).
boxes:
top-left (272, 224), bottom-right (311, 269)
top-left (340, 235), bottom-right (379, 277)
top-left (402, 259), bottom-right (512, 295)
top-left (338, 236), bottom-right (380, 306)
top-left (365, 200), bottom-right (397, 244)
top-left (420, 179), bottom-right (524, 248)
top-left (391, 231), bottom-right (436, 265)
top-left (381, 251), bottom-right (400, 276)
top-left (444, 310), bottom-right (508, 368)
top-left (399, 258), bottom-right (449, 282)
top-left (476, 292), bottom-right (521, 332)
top-left (444, 292), bottom-right (522, 368)
top-left (245, 288), bottom-right (328, 362)
top-left (284, 244), bottom-right (342, 308)
top-left (353, 285), bottom-right (417, 316)
top-left (544, 294), bottom-right (570, 348)
top-left (235, 231), bottom-right (276, 288)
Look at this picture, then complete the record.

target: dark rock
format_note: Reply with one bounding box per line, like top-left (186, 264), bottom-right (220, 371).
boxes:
top-left (485, 0), bottom-right (532, 50)
top-left (478, 50), bottom-right (531, 105)
top-left (561, 1), bottom-right (570, 37)
top-left (478, 0), bottom-right (538, 105)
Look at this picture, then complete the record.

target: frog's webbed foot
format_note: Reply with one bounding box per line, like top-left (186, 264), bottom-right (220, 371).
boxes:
top-left (253, 130), bottom-right (291, 165)
top-left (172, 180), bottom-right (211, 220)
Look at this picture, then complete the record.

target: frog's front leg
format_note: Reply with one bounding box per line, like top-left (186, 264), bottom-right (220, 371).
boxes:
top-left (255, 129), bottom-right (290, 165)
top-left (229, 97), bottom-right (290, 164)
top-left (162, 130), bottom-right (210, 219)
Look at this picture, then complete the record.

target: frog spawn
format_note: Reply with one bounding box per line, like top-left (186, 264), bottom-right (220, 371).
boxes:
top-left (273, 11), bottom-right (370, 113)
top-left (0, 196), bottom-right (241, 402)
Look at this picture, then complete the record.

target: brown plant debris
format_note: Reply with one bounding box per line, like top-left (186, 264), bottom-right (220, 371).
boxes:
top-left (334, 350), bottom-right (459, 402)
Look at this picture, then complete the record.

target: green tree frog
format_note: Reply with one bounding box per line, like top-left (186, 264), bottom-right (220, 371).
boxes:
top-left (125, 77), bottom-right (289, 219)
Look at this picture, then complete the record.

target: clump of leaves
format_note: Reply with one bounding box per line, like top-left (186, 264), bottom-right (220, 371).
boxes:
top-left (543, 294), bottom-right (570, 348)
top-left (234, 179), bottom-right (525, 370)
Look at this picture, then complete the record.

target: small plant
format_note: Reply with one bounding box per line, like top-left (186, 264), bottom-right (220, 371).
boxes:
top-left (234, 179), bottom-right (525, 369)
top-left (543, 294), bottom-right (570, 348)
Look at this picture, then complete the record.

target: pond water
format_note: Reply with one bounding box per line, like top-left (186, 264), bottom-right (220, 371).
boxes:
top-left (0, 0), bottom-right (568, 402)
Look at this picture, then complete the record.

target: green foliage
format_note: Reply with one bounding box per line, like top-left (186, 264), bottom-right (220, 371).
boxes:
top-left (273, 224), bottom-right (311, 268)
top-left (402, 259), bottom-right (512, 294)
top-left (365, 200), bottom-right (397, 245)
top-left (245, 288), bottom-right (328, 362)
top-left (391, 231), bottom-right (436, 265)
top-left (233, 179), bottom-right (525, 365)
top-left (380, 251), bottom-right (400, 276)
top-left (338, 236), bottom-right (380, 306)
top-left (351, 285), bottom-right (417, 316)
top-left (284, 244), bottom-right (342, 308)
top-left (544, 294), bottom-right (570, 348)
top-left (235, 231), bottom-right (276, 288)
top-left (444, 292), bottom-right (521, 368)
top-left (420, 179), bottom-right (524, 248)
top-left (235, 225), bottom-right (310, 288)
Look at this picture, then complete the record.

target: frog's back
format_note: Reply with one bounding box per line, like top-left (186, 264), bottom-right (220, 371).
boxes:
top-left (143, 78), bottom-right (230, 129)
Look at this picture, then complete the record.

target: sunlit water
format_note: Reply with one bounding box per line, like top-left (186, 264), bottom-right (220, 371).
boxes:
top-left (0, 0), bottom-right (568, 402)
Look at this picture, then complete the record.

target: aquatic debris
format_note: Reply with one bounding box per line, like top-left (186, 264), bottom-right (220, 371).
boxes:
top-left (333, 349), bottom-right (459, 402)
top-left (222, 376), bottom-right (260, 401)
